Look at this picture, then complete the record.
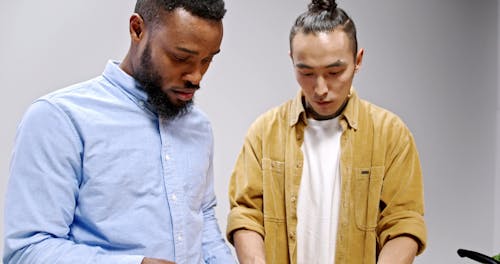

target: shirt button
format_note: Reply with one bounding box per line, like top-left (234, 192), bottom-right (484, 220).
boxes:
top-left (291, 196), bottom-right (297, 203)
top-left (171, 194), bottom-right (177, 201)
top-left (138, 100), bottom-right (145, 106)
top-left (165, 155), bottom-right (170, 161)
top-left (289, 232), bottom-right (296, 240)
top-left (177, 234), bottom-right (183, 241)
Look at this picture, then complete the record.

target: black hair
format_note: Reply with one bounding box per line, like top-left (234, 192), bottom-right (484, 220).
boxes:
top-left (290, 0), bottom-right (358, 58)
top-left (135, 0), bottom-right (226, 26)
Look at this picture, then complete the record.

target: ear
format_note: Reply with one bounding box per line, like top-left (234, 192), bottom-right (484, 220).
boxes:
top-left (289, 49), bottom-right (299, 66)
top-left (354, 48), bottom-right (364, 72)
top-left (129, 13), bottom-right (145, 42)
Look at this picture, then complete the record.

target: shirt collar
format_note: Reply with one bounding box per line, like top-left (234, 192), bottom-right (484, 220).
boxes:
top-left (102, 60), bottom-right (156, 113)
top-left (289, 88), bottom-right (359, 130)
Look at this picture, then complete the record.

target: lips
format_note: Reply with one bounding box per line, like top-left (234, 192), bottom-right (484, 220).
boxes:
top-left (316, 101), bottom-right (332, 106)
top-left (173, 90), bottom-right (196, 101)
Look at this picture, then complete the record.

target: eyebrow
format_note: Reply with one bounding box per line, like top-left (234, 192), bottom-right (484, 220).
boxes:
top-left (176, 47), bottom-right (221, 56)
top-left (295, 60), bottom-right (347, 69)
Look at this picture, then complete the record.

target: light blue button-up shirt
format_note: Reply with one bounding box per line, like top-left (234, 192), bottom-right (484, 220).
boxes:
top-left (4, 61), bottom-right (235, 264)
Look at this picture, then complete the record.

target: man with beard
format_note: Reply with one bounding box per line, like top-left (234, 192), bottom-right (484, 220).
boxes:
top-left (3, 1), bottom-right (235, 264)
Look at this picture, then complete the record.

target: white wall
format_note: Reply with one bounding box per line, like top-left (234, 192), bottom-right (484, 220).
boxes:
top-left (0, 0), bottom-right (498, 263)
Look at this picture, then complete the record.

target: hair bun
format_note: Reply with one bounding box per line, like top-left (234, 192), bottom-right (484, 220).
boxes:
top-left (308, 0), bottom-right (337, 13)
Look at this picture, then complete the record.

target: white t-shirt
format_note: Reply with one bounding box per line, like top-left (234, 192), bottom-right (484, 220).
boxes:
top-left (297, 117), bottom-right (342, 264)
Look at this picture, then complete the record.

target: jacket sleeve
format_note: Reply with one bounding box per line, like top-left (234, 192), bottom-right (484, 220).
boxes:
top-left (226, 120), bottom-right (266, 244)
top-left (377, 126), bottom-right (427, 255)
top-left (3, 100), bottom-right (144, 264)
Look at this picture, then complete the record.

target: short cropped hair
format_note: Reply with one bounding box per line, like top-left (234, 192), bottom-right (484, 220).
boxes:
top-left (135, 0), bottom-right (226, 26)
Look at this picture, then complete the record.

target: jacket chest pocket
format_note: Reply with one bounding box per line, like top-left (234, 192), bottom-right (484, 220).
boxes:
top-left (353, 166), bottom-right (384, 230)
top-left (262, 158), bottom-right (286, 220)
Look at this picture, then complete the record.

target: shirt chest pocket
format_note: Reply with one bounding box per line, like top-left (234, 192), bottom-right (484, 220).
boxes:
top-left (353, 166), bottom-right (384, 231)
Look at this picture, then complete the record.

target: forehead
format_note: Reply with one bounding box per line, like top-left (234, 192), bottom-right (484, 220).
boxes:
top-left (291, 30), bottom-right (353, 66)
top-left (151, 8), bottom-right (223, 53)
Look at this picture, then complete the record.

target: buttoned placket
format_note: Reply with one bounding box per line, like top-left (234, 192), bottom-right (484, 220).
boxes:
top-left (159, 117), bottom-right (185, 263)
top-left (336, 119), bottom-right (351, 263)
top-left (287, 122), bottom-right (305, 263)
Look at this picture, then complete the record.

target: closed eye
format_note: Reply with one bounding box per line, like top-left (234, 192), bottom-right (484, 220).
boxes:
top-left (169, 52), bottom-right (191, 63)
top-left (300, 72), bottom-right (314, 77)
top-left (174, 55), bottom-right (190, 63)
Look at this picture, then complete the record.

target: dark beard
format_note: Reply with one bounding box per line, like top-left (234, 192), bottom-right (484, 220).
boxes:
top-left (134, 43), bottom-right (194, 120)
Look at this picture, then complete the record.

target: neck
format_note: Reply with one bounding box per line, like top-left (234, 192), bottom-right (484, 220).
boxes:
top-left (119, 52), bottom-right (134, 77)
top-left (304, 97), bottom-right (349, 121)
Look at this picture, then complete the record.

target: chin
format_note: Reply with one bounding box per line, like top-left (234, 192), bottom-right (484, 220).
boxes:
top-left (316, 110), bottom-right (335, 116)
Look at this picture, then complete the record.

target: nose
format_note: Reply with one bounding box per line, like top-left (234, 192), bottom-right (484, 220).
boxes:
top-left (183, 66), bottom-right (203, 86)
top-left (315, 76), bottom-right (328, 97)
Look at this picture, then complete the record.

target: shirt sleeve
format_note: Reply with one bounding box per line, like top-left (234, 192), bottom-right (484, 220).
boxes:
top-left (3, 100), bottom-right (144, 264)
top-left (377, 127), bottom-right (427, 255)
top-left (199, 125), bottom-right (236, 264)
top-left (226, 121), bottom-right (266, 243)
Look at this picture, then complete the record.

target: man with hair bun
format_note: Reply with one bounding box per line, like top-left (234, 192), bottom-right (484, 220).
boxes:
top-left (227, 0), bottom-right (427, 263)
top-left (4, 1), bottom-right (235, 263)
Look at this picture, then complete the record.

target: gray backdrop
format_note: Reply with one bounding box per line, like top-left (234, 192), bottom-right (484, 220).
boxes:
top-left (0, 1), bottom-right (498, 263)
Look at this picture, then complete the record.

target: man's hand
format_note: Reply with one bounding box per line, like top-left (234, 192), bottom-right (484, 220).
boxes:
top-left (141, 257), bottom-right (175, 264)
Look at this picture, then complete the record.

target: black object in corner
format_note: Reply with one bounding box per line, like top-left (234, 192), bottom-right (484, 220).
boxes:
top-left (457, 249), bottom-right (500, 264)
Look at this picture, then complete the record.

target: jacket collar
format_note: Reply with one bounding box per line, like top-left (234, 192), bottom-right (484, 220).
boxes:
top-left (289, 88), bottom-right (359, 130)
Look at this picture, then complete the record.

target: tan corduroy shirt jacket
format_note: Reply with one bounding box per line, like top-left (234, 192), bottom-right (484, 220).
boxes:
top-left (227, 90), bottom-right (427, 264)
